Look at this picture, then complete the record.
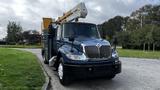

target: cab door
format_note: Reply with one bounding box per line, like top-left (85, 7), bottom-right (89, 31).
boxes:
top-left (56, 25), bottom-right (63, 52)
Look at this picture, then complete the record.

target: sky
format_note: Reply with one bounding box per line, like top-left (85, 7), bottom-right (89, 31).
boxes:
top-left (0, 0), bottom-right (159, 39)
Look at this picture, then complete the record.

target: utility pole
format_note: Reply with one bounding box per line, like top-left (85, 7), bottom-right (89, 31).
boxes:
top-left (141, 12), bottom-right (148, 51)
top-left (140, 12), bottom-right (147, 28)
top-left (140, 14), bottom-right (143, 28)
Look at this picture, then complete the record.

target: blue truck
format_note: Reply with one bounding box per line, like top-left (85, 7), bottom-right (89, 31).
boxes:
top-left (41, 3), bottom-right (121, 85)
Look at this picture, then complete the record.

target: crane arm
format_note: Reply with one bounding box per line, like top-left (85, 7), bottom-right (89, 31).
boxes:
top-left (42, 2), bottom-right (87, 30)
top-left (56, 2), bottom-right (88, 23)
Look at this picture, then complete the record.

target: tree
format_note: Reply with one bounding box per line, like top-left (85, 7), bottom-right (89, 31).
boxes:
top-left (101, 16), bottom-right (124, 40)
top-left (118, 4), bottom-right (160, 50)
top-left (152, 25), bottom-right (160, 50)
top-left (99, 4), bottom-right (160, 50)
top-left (22, 30), bottom-right (41, 45)
top-left (7, 21), bottom-right (23, 44)
top-left (125, 18), bottom-right (140, 31)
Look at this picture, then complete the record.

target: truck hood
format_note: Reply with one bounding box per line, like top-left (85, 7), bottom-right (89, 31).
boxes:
top-left (74, 37), bottom-right (111, 46)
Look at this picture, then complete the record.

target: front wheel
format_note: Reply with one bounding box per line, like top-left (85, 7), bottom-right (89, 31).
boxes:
top-left (58, 58), bottom-right (70, 85)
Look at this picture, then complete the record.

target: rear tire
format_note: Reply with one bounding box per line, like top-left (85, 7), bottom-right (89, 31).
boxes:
top-left (58, 58), bottom-right (70, 85)
top-left (42, 49), bottom-right (49, 64)
top-left (43, 55), bottom-right (49, 64)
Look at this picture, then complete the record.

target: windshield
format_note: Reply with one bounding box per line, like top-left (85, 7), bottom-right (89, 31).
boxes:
top-left (63, 23), bottom-right (100, 39)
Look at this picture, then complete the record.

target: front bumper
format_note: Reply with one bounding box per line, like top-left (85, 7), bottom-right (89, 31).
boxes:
top-left (63, 60), bottom-right (121, 79)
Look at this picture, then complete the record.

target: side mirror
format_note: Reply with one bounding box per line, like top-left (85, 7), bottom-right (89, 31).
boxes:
top-left (69, 36), bottom-right (75, 52)
top-left (113, 37), bottom-right (118, 50)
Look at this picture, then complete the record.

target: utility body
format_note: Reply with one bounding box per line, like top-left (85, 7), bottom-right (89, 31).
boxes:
top-left (41, 2), bottom-right (121, 85)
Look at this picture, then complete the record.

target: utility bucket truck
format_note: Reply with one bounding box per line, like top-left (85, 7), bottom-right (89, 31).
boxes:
top-left (41, 2), bottom-right (121, 85)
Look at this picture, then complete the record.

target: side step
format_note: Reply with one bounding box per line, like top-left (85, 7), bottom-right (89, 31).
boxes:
top-left (49, 56), bottom-right (57, 67)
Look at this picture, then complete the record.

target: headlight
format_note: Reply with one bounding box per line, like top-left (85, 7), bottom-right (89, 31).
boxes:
top-left (66, 53), bottom-right (88, 61)
top-left (112, 49), bottom-right (119, 58)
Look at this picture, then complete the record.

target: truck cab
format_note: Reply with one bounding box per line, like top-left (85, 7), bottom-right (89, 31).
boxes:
top-left (42, 22), bottom-right (121, 85)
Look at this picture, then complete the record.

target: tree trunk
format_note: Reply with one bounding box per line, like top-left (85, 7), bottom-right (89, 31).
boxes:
top-left (153, 43), bottom-right (155, 52)
top-left (148, 42), bottom-right (150, 51)
top-left (143, 43), bottom-right (145, 51)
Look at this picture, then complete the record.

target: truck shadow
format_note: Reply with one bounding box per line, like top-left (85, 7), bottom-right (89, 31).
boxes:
top-left (64, 76), bottom-right (123, 90)
top-left (52, 69), bottom-right (123, 90)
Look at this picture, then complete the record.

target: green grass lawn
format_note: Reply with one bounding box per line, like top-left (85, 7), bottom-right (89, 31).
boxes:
top-left (118, 48), bottom-right (160, 59)
top-left (0, 48), bottom-right (45, 90)
top-left (0, 45), bottom-right (42, 48)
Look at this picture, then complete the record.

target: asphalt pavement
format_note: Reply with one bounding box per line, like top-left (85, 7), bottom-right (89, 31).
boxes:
top-left (21, 49), bottom-right (160, 90)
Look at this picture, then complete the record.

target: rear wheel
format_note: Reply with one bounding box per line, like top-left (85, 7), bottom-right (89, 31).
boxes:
top-left (43, 54), bottom-right (49, 64)
top-left (42, 49), bottom-right (49, 64)
top-left (58, 58), bottom-right (70, 85)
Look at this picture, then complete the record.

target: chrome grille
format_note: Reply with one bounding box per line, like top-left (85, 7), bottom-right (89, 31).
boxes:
top-left (84, 46), bottom-right (99, 58)
top-left (84, 45), bottom-right (111, 59)
top-left (100, 45), bottom-right (112, 58)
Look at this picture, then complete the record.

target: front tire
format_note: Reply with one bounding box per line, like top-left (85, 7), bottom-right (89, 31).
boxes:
top-left (58, 58), bottom-right (70, 85)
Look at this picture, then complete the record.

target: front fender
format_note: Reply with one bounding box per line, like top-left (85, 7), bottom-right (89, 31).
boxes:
top-left (58, 45), bottom-right (73, 55)
top-left (57, 45), bottom-right (79, 63)
top-left (54, 45), bottom-right (71, 68)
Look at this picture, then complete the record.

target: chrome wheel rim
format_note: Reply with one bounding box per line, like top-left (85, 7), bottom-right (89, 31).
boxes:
top-left (58, 63), bottom-right (63, 80)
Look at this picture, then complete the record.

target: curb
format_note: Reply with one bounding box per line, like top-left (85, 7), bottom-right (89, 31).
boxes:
top-left (36, 56), bottom-right (51, 90)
